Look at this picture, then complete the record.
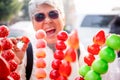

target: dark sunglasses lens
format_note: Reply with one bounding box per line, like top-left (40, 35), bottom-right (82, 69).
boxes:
top-left (49, 10), bottom-right (58, 19)
top-left (35, 13), bottom-right (45, 22)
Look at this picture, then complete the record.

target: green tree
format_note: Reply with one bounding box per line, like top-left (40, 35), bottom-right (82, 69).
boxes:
top-left (0, 0), bottom-right (23, 25)
top-left (21, 0), bottom-right (30, 20)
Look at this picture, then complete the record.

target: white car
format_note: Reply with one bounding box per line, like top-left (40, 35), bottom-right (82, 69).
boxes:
top-left (77, 14), bottom-right (115, 48)
top-left (9, 21), bottom-right (34, 38)
top-left (74, 0), bottom-right (120, 48)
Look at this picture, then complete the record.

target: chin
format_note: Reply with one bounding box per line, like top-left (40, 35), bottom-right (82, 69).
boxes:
top-left (47, 39), bottom-right (57, 44)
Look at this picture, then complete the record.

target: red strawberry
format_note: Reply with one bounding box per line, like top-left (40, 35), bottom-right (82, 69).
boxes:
top-left (0, 25), bottom-right (9, 38)
top-left (93, 30), bottom-right (106, 46)
top-left (57, 31), bottom-right (68, 41)
top-left (8, 60), bottom-right (18, 71)
top-left (54, 50), bottom-right (64, 60)
top-left (21, 36), bottom-right (30, 44)
top-left (59, 60), bottom-right (71, 77)
top-left (0, 44), bottom-right (1, 52)
top-left (10, 71), bottom-right (20, 80)
top-left (87, 44), bottom-right (100, 55)
top-left (0, 38), bottom-right (13, 50)
top-left (49, 69), bottom-right (60, 79)
top-left (84, 53), bottom-right (95, 66)
top-left (1, 49), bottom-right (15, 61)
top-left (51, 59), bottom-right (61, 70)
top-left (0, 56), bottom-right (10, 79)
top-left (55, 41), bottom-right (67, 50)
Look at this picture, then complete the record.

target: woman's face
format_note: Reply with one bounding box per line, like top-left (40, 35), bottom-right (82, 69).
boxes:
top-left (32, 4), bottom-right (65, 44)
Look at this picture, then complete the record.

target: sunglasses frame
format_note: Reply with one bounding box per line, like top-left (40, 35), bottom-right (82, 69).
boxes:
top-left (34, 10), bottom-right (59, 22)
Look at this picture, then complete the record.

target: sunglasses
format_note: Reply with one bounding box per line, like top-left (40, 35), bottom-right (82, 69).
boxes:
top-left (34, 10), bottom-right (59, 22)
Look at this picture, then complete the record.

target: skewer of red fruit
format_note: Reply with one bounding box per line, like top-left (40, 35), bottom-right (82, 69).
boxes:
top-left (35, 29), bottom-right (47, 79)
top-left (0, 25), bottom-right (20, 80)
top-left (79, 30), bottom-right (120, 80)
top-left (49, 31), bottom-right (70, 80)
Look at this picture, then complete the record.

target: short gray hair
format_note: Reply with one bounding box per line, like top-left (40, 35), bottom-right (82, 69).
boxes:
top-left (28, 0), bottom-right (64, 19)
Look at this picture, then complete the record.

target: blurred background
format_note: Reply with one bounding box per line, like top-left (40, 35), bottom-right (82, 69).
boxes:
top-left (0, 0), bottom-right (120, 47)
top-left (0, 0), bottom-right (29, 25)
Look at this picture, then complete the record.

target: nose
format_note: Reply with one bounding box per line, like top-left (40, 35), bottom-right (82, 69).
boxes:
top-left (44, 16), bottom-right (52, 23)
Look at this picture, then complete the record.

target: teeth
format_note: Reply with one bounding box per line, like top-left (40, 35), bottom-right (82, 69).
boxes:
top-left (46, 29), bottom-right (56, 35)
top-left (45, 28), bottom-right (55, 32)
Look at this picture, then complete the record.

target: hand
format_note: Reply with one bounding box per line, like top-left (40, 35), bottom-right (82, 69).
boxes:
top-left (10, 37), bottom-right (29, 64)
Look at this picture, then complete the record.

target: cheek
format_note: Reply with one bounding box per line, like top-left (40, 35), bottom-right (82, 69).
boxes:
top-left (32, 21), bottom-right (42, 31)
top-left (59, 16), bottom-right (65, 29)
top-left (59, 20), bottom-right (65, 30)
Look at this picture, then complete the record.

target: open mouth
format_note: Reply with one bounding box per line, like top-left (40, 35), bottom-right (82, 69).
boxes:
top-left (46, 29), bottom-right (56, 37)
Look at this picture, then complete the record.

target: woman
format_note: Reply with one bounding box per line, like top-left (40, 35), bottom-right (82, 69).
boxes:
top-left (12, 0), bottom-right (80, 80)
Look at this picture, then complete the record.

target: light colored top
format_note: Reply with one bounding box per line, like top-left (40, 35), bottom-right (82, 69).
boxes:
top-left (17, 32), bottom-right (80, 80)
top-left (17, 31), bottom-right (120, 80)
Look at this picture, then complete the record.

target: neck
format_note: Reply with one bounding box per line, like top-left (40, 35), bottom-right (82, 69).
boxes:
top-left (47, 43), bottom-right (56, 52)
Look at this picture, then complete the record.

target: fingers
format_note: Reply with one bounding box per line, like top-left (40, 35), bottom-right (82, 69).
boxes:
top-left (14, 56), bottom-right (21, 64)
top-left (13, 45), bottom-right (21, 52)
top-left (10, 37), bottom-right (18, 45)
top-left (10, 37), bottom-right (30, 65)
top-left (21, 42), bottom-right (29, 51)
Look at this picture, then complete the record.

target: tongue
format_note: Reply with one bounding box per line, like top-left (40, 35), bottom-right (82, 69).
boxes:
top-left (46, 29), bottom-right (55, 34)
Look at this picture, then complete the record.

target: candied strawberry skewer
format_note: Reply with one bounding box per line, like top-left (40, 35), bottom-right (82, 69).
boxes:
top-left (0, 56), bottom-right (10, 79)
top-left (0, 25), bottom-right (9, 38)
top-left (0, 25), bottom-right (21, 80)
top-left (78, 30), bottom-right (120, 80)
top-left (78, 30), bottom-right (106, 80)
top-left (49, 31), bottom-right (70, 80)
top-left (0, 25), bottom-right (30, 80)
